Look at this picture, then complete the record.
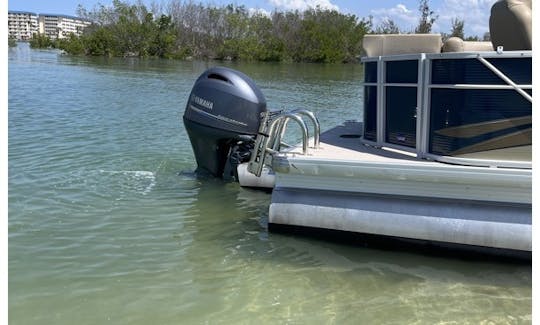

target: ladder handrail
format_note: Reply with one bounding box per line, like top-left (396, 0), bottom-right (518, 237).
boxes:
top-left (273, 109), bottom-right (320, 150)
top-left (291, 109), bottom-right (320, 148)
top-left (247, 110), bottom-right (314, 177)
top-left (269, 113), bottom-right (308, 155)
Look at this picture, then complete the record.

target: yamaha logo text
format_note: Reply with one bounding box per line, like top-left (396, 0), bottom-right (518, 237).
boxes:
top-left (191, 94), bottom-right (214, 110)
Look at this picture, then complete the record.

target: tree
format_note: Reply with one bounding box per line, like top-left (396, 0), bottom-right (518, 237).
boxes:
top-left (58, 1), bottom-right (372, 63)
top-left (29, 33), bottom-right (53, 48)
top-left (57, 33), bottom-right (85, 54)
top-left (450, 18), bottom-right (464, 39)
top-left (375, 18), bottom-right (400, 34)
top-left (80, 26), bottom-right (116, 56)
top-left (465, 35), bottom-right (480, 41)
top-left (149, 15), bottom-right (176, 58)
top-left (415, 0), bottom-right (438, 33)
top-left (271, 10), bottom-right (303, 62)
top-left (295, 7), bottom-right (364, 63)
top-left (9, 36), bottom-right (17, 47)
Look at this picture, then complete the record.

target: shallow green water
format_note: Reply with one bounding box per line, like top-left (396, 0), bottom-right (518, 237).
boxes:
top-left (8, 43), bottom-right (531, 324)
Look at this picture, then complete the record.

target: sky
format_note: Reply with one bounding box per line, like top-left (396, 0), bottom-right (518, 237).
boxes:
top-left (7, 0), bottom-right (498, 37)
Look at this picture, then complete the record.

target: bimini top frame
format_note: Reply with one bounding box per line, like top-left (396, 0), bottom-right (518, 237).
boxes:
top-left (361, 50), bottom-right (532, 169)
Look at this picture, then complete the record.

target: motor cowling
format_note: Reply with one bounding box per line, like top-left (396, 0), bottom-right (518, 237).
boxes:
top-left (183, 67), bottom-right (267, 178)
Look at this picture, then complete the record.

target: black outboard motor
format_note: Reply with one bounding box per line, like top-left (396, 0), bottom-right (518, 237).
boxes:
top-left (183, 67), bottom-right (267, 179)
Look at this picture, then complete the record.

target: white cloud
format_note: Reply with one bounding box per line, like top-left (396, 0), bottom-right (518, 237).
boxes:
top-left (370, 0), bottom-right (497, 37)
top-left (437, 0), bottom-right (498, 37)
top-left (268, 0), bottom-right (339, 12)
top-left (395, 4), bottom-right (412, 14)
top-left (248, 7), bottom-right (271, 17)
top-left (370, 3), bottom-right (417, 32)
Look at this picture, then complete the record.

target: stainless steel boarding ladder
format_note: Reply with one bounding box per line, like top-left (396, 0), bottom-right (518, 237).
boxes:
top-left (247, 109), bottom-right (320, 177)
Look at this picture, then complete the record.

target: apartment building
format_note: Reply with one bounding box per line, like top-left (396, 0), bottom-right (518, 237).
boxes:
top-left (8, 11), bottom-right (92, 40)
top-left (8, 11), bottom-right (38, 40)
top-left (38, 14), bottom-right (92, 40)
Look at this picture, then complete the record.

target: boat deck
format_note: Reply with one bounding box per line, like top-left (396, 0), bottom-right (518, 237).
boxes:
top-left (305, 120), bottom-right (421, 163)
top-left (307, 120), bottom-right (531, 165)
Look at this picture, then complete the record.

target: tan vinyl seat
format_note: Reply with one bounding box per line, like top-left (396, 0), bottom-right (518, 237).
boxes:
top-left (442, 37), bottom-right (494, 52)
top-left (489, 0), bottom-right (532, 50)
top-left (362, 34), bottom-right (442, 57)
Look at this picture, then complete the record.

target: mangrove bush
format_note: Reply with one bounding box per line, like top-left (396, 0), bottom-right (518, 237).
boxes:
top-left (59, 0), bottom-right (371, 63)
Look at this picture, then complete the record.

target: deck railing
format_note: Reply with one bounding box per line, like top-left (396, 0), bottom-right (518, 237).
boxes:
top-left (362, 51), bottom-right (532, 169)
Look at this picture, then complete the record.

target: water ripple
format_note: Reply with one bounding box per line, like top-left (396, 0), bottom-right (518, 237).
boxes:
top-left (8, 44), bottom-right (530, 325)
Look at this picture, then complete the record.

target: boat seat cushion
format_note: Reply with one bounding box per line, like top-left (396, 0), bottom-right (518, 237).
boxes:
top-left (362, 34), bottom-right (442, 57)
top-left (442, 37), bottom-right (494, 52)
top-left (489, 0), bottom-right (532, 50)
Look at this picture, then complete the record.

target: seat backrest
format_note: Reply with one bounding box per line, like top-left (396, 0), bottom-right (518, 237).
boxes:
top-left (362, 34), bottom-right (442, 57)
top-left (442, 37), bottom-right (494, 52)
top-left (489, 0), bottom-right (532, 50)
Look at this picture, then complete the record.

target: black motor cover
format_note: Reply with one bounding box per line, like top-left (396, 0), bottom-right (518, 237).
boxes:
top-left (183, 67), bottom-right (267, 178)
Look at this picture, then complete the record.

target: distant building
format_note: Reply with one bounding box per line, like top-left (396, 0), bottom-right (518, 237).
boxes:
top-left (8, 11), bottom-right (38, 40)
top-left (38, 14), bottom-right (92, 40)
top-left (8, 11), bottom-right (92, 40)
